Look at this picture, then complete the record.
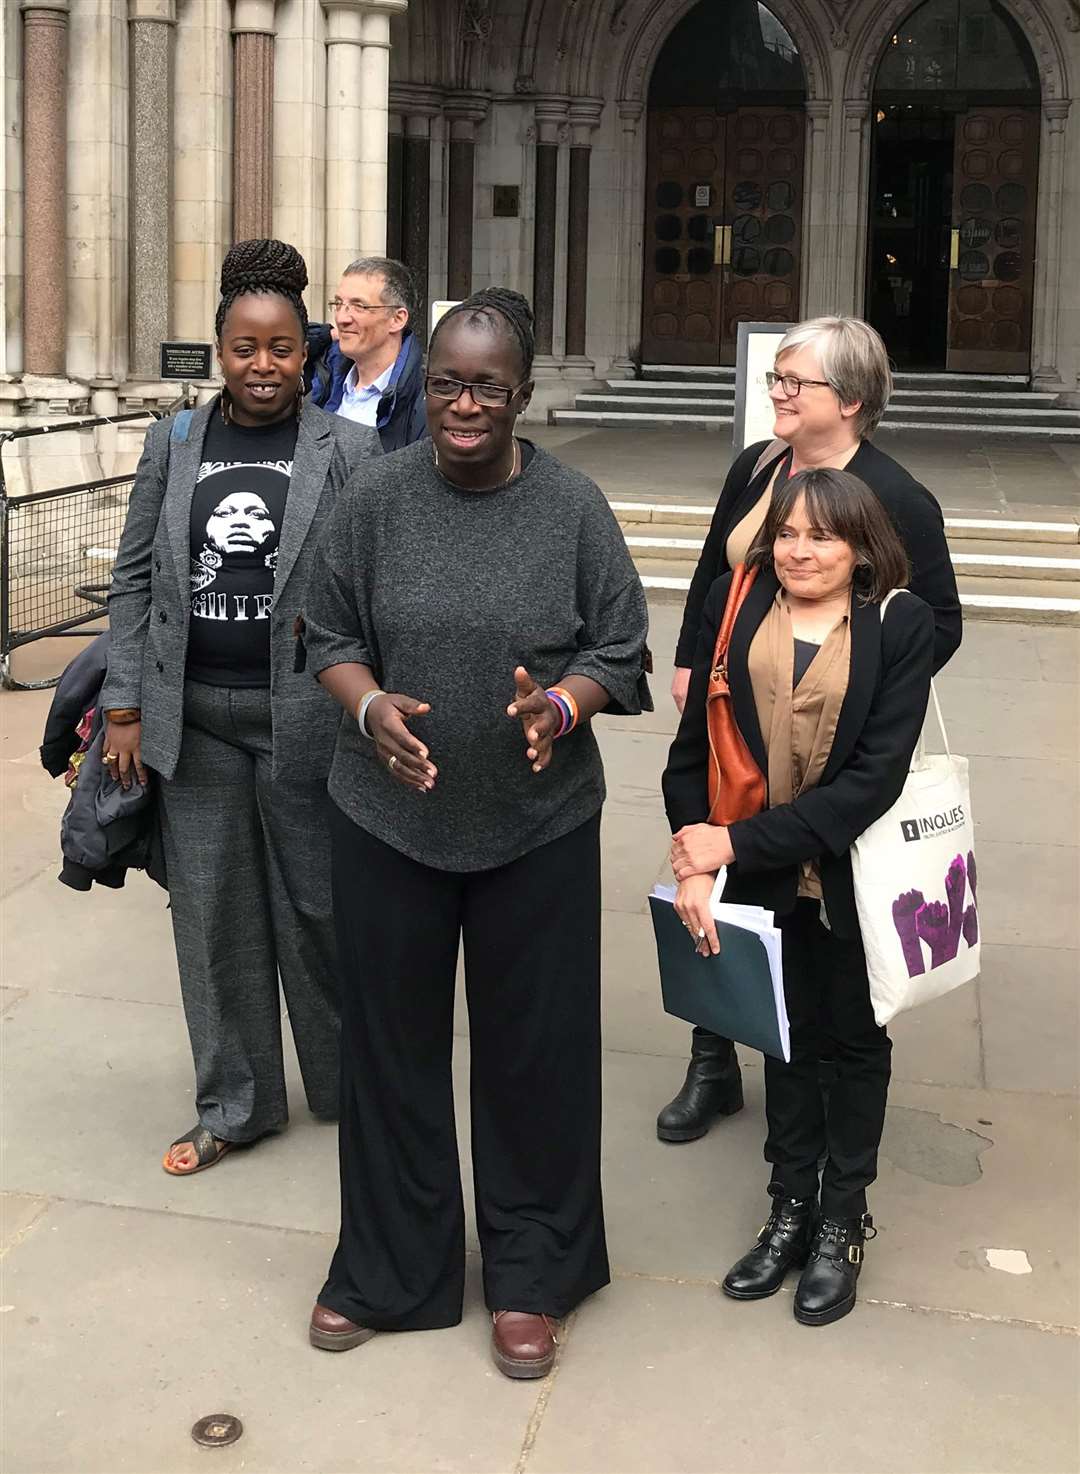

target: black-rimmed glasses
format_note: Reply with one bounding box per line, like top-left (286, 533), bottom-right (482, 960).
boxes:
top-left (765, 371), bottom-right (834, 397)
top-left (424, 375), bottom-right (527, 409)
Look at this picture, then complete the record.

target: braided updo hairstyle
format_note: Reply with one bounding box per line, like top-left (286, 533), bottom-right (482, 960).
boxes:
top-left (214, 238), bottom-right (309, 342)
top-left (429, 287), bottom-right (535, 380)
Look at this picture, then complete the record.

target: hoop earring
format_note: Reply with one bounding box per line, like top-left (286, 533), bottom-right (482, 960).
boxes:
top-left (220, 387), bottom-right (233, 425)
top-left (294, 380), bottom-right (305, 419)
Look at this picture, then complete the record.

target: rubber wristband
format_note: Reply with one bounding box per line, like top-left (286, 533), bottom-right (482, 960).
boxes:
top-left (356, 689), bottom-right (386, 738)
top-left (546, 691), bottom-right (570, 737)
top-left (546, 686), bottom-right (578, 738)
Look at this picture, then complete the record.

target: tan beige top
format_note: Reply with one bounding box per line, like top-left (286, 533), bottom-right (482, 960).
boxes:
top-left (747, 589), bottom-right (852, 899)
top-left (725, 485), bottom-right (772, 568)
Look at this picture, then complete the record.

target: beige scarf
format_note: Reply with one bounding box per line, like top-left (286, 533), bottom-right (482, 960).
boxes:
top-left (748, 590), bottom-right (852, 898)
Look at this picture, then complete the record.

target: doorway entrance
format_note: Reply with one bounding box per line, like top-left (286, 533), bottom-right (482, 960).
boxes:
top-left (866, 0), bottom-right (1041, 373)
top-left (641, 1), bottom-right (806, 366)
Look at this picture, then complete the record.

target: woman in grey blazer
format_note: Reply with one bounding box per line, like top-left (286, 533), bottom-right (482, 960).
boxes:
top-left (100, 240), bottom-right (381, 1175)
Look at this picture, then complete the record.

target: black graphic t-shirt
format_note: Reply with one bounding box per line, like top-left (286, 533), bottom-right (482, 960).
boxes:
top-left (186, 409), bottom-right (299, 687)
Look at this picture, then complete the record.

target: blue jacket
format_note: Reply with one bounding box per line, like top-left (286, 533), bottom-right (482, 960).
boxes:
top-left (305, 325), bottom-right (428, 453)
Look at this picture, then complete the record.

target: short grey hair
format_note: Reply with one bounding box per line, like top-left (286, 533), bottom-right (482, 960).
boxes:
top-left (775, 316), bottom-right (893, 439)
top-left (341, 256), bottom-right (419, 329)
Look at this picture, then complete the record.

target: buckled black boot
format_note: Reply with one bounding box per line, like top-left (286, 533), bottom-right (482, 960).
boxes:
top-left (793, 1213), bottom-right (877, 1326)
top-left (722, 1190), bottom-right (817, 1300)
top-left (656, 1032), bottom-right (744, 1142)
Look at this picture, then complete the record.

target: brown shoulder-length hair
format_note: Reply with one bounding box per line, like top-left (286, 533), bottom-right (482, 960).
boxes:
top-left (746, 467), bottom-right (910, 605)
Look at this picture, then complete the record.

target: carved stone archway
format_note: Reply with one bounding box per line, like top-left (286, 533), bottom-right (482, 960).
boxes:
top-left (841, 0), bottom-right (1073, 386)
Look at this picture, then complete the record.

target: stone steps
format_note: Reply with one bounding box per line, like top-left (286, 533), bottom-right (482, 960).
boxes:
top-left (607, 499), bottom-right (1080, 625)
top-left (630, 557), bottom-right (1080, 625)
top-left (550, 366), bottom-right (1080, 438)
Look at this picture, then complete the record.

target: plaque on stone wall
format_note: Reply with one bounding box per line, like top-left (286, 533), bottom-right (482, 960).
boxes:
top-left (493, 185), bottom-right (520, 218)
top-left (160, 341), bottom-right (214, 380)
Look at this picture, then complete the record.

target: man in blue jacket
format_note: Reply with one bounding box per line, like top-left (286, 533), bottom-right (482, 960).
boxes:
top-left (306, 256), bottom-right (427, 452)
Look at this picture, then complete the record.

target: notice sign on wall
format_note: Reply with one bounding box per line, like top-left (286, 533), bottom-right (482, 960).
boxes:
top-left (733, 322), bottom-right (792, 453)
top-left (160, 341), bottom-right (214, 381)
top-left (694, 184), bottom-right (711, 207)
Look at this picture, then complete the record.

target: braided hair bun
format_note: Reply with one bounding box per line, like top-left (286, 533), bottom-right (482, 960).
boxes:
top-left (430, 286), bottom-right (536, 378)
top-left (215, 238), bottom-right (310, 340)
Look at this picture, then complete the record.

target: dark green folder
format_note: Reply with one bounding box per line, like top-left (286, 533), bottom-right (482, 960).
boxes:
top-left (649, 894), bottom-right (790, 1062)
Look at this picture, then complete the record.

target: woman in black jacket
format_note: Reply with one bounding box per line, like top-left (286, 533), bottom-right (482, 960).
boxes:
top-left (662, 467), bottom-right (936, 1326)
top-left (658, 315), bottom-right (962, 1146)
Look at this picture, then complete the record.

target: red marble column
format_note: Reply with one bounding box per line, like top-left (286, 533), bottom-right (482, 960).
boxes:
top-left (231, 7), bottom-right (275, 243)
top-left (22, 2), bottom-right (69, 376)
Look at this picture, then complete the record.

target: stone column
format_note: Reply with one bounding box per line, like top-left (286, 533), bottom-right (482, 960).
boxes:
top-left (386, 110), bottom-right (404, 260)
top-left (231, 0), bottom-right (277, 243)
top-left (1032, 101), bottom-right (1072, 398)
top-left (833, 101), bottom-right (870, 318)
top-left (800, 100), bottom-right (833, 317)
top-left (128, 0), bottom-right (176, 381)
top-left (398, 96), bottom-right (439, 330)
top-left (611, 98), bottom-right (644, 375)
top-left (532, 99), bottom-right (566, 359)
top-left (21, 0), bottom-right (68, 378)
top-left (564, 99), bottom-right (601, 368)
top-left (323, 1), bottom-right (406, 267)
top-left (444, 93), bottom-right (487, 301)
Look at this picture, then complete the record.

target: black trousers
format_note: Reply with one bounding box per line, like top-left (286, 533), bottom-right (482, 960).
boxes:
top-left (319, 807), bottom-right (609, 1331)
top-left (764, 899), bottom-right (892, 1220)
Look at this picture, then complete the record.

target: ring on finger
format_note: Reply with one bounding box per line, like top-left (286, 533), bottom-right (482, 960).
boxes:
top-left (104, 752), bottom-right (119, 762)
top-left (387, 755), bottom-right (398, 771)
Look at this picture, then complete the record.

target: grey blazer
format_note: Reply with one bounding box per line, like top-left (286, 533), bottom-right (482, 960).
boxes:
top-left (100, 398), bottom-right (381, 781)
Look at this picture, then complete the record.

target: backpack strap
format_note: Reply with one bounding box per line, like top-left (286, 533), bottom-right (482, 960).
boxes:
top-left (169, 407), bottom-right (194, 442)
top-left (750, 436), bottom-right (789, 482)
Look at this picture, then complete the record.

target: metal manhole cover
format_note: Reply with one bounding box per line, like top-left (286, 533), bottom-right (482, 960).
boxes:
top-left (191, 1413), bottom-right (243, 1448)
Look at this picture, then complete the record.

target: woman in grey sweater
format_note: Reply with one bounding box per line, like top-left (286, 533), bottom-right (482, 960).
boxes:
top-left (301, 289), bottom-right (651, 1379)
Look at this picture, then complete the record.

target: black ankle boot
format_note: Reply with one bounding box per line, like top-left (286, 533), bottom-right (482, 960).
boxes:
top-left (794, 1213), bottom-right (876, 1326)
top-left (722, 1191), bottom-right (816, 1300)
top-left (656, 1033), bottom-right (744, 1142)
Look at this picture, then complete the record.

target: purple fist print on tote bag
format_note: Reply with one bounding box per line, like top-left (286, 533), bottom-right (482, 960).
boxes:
top-left (850, 597), bottom-right (980, 1026)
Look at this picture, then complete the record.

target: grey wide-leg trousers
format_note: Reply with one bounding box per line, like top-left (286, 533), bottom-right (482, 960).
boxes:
top-left (158, 680), bottom-right (341, 1142)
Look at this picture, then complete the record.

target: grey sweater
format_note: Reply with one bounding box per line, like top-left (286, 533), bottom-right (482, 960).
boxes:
top-left (303, 438), bottom-right (652, 871)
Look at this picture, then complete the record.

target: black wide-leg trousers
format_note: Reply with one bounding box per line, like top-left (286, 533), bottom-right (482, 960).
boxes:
top-left (319, 806), bottom-right (609, 1331)
top-left (764, 899), bottom-right (892, 1220)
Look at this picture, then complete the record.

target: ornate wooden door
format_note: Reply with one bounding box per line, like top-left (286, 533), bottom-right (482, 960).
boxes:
top-left (720, 107), bottom-right (804, 363)
top-left (641, 107), bottom-right (804, 365)
top-left (641, 108), bottom-right (728, 365)
top-left (947, 106), bottom-right (1039, 374)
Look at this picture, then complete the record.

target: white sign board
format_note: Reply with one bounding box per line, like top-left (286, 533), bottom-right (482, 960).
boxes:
top-left (429, 299), bottom-right (461, 338)
top-left (733, 322), bottom-right (791, 453)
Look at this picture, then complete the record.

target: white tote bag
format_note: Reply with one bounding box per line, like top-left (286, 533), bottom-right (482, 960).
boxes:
top-left (850, 601), bottom-right (980, 1026)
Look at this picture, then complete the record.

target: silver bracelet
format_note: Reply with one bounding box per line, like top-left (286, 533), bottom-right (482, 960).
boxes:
top-left (356, 689), bottom-right (386, 738)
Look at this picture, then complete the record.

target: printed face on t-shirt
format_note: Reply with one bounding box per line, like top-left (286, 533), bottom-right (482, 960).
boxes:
top-left (205, 492), bottom-right (276, 556)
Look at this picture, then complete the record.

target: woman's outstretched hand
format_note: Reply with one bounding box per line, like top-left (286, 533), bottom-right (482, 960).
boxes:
top-left (507, 665), bottom-right (561, 773)
top-left (366, 693), bottom-right (437, 793)
top-left (674, 873), bottom-right (720, 957)
top-left (671, 822), bottom-right (734, 880)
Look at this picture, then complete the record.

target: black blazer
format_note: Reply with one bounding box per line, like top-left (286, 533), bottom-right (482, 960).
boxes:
top-left (662, 569), bottom-right (935, 938)
top-left (673, 438), bottom-right (962, 675)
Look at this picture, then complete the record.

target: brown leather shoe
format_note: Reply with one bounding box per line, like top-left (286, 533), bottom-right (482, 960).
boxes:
top-left (490, 1310), bottom-right (558, 1380)
top-left (309, 1303), bottom-right (377, 1352)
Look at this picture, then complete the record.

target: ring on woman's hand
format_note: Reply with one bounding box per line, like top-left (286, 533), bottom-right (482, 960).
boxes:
top-left (104, 752), bottom-right (118, 763)
top-left (387, 755), bottom-right (398, 771)
top-left (697, 928), bottom-right (706, 939)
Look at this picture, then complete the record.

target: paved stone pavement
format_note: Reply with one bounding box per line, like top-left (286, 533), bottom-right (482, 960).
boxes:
top-left (528, 425), bottom-right (1080, 522)
top-left (1, 604), bottom-right (1078, 1474)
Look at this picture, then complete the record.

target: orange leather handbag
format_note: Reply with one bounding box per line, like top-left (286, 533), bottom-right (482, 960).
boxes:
top-left (706, 563), bottom-right (767, 826)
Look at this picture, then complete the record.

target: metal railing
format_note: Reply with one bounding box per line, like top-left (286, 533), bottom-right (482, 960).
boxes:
top-left (0, 410), bottom-right (167, 690)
